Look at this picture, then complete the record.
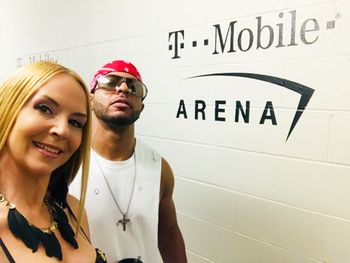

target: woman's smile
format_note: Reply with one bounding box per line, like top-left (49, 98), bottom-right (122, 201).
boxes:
top-left (33, 141), bottom-right (64, 159)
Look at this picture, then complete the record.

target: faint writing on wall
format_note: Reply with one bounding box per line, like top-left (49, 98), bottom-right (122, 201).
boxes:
top-left (17, 53), bottom-right (59, 68)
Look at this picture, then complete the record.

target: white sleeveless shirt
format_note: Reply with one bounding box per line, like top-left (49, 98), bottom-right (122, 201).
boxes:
top-left (70, 139), bottom-right (162, 263)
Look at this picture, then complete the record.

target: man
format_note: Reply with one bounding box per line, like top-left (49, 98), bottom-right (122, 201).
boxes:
top-left (71, 60), bottom-right (187, 263)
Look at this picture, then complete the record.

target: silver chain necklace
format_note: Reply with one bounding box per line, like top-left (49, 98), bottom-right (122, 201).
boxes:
top-left (92, 149), bottom-right (137, 231)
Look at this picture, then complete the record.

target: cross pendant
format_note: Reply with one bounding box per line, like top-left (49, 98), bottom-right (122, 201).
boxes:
top-left (117, 214), bottom-right (130, 231)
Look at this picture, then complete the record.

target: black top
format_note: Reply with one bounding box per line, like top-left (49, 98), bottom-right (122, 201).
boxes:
top-left (0, 202), bottom-right (107, 263)
top-left (0, 238), bottom-right (106, 262)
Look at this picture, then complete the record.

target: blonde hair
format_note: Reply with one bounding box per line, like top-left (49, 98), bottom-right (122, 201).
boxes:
top-left (0, 61), bottom-right (91, 232)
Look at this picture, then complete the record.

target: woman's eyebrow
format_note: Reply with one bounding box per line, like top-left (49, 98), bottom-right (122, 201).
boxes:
top-left (42, 95), bottom-right (59, 106)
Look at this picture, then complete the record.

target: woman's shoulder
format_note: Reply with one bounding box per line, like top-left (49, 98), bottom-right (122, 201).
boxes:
top-left (66, 193), bottom-right (80, 210)
top-left (66, 194), bottom-right (91, 240)
top-left (66, 195), bottom-right (107, 263)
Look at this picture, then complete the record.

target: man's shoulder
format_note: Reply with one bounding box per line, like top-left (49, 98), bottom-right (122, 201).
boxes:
top-left (136, 139), bottom-right (161, 159)
top-left (136, 138), bottom-right (155, 151)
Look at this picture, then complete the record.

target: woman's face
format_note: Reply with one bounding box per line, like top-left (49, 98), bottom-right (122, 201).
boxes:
top-left (6, 73), bottom-right (88, 176)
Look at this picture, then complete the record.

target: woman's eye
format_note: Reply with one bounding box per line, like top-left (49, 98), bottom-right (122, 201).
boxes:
top-left (34, 104), bottom-right (52, 114)
top-left (69, 119), bottom-right (83, 128)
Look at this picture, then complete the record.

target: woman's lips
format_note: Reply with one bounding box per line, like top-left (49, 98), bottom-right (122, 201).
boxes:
top-left (33, 141), bottom-right (63, 159)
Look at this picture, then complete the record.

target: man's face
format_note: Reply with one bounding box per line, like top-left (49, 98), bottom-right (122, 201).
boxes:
top-left (92, 72), bottom-right (144, 126)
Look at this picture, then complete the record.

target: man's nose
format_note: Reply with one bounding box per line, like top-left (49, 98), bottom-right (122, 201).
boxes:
top-left (115, 79), bottom-right (131, 95)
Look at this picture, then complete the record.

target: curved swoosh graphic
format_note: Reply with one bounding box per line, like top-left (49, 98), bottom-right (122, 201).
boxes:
top-left (189, 73), bottom-right (314, 141)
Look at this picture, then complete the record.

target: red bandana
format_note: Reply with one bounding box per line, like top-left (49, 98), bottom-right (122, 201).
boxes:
top-left (90, 60), bottom-right (142, 93)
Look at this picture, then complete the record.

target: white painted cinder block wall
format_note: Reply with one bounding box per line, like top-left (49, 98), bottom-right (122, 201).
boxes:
top-left (1, 0), bottom-right (349, 262)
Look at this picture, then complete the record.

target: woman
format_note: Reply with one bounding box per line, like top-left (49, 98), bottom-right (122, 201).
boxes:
top-left (0, 61), bottom-right (106, 262)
